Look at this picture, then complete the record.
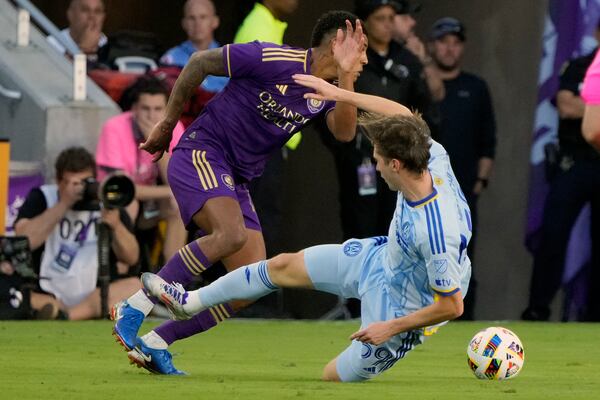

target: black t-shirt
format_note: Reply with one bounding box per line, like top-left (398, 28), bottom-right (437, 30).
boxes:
top-left (434, 72), bottom-right (496, 193)
top-left (15, 187), bottom-right (135, 280)
top-left (558, 49), bottom-right (599, 161)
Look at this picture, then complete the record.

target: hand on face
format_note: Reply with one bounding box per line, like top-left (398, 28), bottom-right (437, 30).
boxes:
top-left (79, 24), bottom-right (102, 53)
top-left (136, 113), bottom-right (157, 139)
top-left (405, 34), bottom-right (426, 63)
top-left (58, 176), bottom-right (85, 208)
top-left (333, 19), bottom-right (367, 75)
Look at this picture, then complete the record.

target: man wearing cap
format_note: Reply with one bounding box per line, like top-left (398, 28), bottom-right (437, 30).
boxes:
top-left (428, 17), bottom-right (496, 320)
top-left (320, 0), bottom-right (437, 248)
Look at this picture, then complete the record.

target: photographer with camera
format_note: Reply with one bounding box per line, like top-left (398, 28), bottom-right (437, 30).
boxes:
top-left (13, 147), bottom-right (141, 320)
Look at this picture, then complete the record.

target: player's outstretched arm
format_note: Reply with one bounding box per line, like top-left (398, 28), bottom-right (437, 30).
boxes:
top-left (349, 292), bottom-right (463, 345)
top-left (293, 74), bottom-right (412, 118)
top-left (140, 48), bottom-right (226, 161)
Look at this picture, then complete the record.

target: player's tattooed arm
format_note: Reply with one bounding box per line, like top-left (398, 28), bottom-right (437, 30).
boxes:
top-left (164, 48), bottom-right (225, 126)
top-left (140, 48), bottom-right (225, 161)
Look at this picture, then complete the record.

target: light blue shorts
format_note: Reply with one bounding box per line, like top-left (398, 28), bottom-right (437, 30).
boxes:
top-left (304, 238), bottom-right (424, 382)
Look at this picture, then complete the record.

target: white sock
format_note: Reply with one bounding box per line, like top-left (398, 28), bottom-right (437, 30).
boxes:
top-left (141, 330), bottom-right (168, 350)
top-left (128, 290), bottom-right (154, 316)
top-left (183, 290), bottom-right (204, 315)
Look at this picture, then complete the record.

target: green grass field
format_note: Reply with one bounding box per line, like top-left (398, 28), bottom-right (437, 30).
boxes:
top-left (0, 320), bottom-right (598, 399)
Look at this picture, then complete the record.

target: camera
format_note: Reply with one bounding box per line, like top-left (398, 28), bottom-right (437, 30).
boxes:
top-left (0, 236), bottom-right (35, 279)
top-left (73, 173), bottom-right (136, 211)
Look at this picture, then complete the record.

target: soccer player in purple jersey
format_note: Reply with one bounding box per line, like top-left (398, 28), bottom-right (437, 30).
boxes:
top-left (112, 10), bottom-right (367, 375)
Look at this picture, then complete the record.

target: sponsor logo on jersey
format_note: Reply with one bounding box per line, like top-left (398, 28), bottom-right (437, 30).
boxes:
top-left (435, 278), bottom-right (452, 287)
top-left (275, 84), bottom-right (288, 95)
top-left (343, 241), bottom-right (362, 257)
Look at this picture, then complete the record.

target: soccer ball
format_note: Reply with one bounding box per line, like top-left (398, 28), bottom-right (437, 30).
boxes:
top-left (466, 326), bottom-right (525, 380)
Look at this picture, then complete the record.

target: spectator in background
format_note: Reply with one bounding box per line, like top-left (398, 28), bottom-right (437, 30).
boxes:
top-left (523, 28), bottom-right (600, 321)
top-left (428, 17), bottom-right (496, 320)
top-left (322, 0), bottom-right (436, 241)
top-left (234, 0), bottom-right (299, 44)
top-left (583, 43), bottom-right (600, 150)
top-left (14, 148), bottom-right (140, 320)
top-left (159, 0), bottom-right (229, 93)
top-left (96, 77), bottom-right (187, 263)
top-left (47, 0), bottom-right (108, 64)
top-left (391, 0), bottom-right (445, 102)
top-left (234, 0), bottom-right (299, 259)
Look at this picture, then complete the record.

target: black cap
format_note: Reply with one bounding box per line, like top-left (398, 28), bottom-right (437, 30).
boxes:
top-left (429, 17), bottom-right (466, 41)
top-left (355, 0), bottom-right (420, 21)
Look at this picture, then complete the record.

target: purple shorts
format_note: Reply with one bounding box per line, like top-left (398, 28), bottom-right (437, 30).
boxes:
top-left (167, 147), bottom-right (261, 232)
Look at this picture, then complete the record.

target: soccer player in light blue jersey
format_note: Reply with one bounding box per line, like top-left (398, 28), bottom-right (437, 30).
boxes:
top-left (143, 75), bottom-right (472, 382)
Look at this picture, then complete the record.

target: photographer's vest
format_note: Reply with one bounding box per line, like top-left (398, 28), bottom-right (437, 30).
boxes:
top-left (38, 184), bottom-right (101, 307)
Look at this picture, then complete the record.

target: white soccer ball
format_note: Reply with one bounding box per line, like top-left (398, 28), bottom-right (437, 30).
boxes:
top-left (466, 326), bottom-right (525, 380)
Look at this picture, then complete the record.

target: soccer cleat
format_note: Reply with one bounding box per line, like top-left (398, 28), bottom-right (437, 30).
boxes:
top-left (127, 337), bottom-right (186, 375)
top-left (111, 300), bottom-right (145, 351)
top-left (141, 273), bottom-right (193, 321)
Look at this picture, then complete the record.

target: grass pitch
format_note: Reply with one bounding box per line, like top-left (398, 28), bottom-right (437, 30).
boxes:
top-left (0, 320), bottom-right (598, 399)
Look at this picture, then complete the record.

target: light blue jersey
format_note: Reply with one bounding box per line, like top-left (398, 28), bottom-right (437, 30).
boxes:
top-left (304, 140), bottom-right (472, 381)
top-left (381, 140), bottom-right (472, 316)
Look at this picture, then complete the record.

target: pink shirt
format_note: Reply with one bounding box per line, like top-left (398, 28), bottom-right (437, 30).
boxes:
top-left (582, 50), bottom-right (600, 104)
top-left (96, 111), bottom-right (185, 184)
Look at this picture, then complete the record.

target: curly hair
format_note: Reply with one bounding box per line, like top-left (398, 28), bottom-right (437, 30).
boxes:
top-left (360, 112), bottom-right (431, 174)
top-left (55, 147), bottom-right (96, 181)
top-left (310, 10), bottom-right (359, 47)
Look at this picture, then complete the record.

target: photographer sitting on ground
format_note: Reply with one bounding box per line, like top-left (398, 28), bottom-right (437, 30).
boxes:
top-left (14, 147), bottom-right (141, 320)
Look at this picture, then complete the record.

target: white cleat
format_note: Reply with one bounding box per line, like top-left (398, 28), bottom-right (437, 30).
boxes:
top-left (141, 273), bottom-right (193, 321)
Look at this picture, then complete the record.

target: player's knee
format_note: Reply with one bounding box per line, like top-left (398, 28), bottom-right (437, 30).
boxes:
top-left (213, 224), bottom-right (248, 256)
top-left (321, 360), bottom-right (342, 382)
top-left (267, 252), bottom-right (300, 281)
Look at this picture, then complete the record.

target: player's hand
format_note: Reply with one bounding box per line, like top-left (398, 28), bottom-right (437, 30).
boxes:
top-left (350, 321), bottom-right (396, 346)
top-left (139, 119), bottom-right (175, 162)
top-left (292, 74), bottom-right (341, 102)
top-left (333, 19), bottom-right (366, 75)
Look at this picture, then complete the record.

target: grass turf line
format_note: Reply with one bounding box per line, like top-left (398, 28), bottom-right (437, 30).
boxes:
top-left (0, 320), bottom-right (598, 399)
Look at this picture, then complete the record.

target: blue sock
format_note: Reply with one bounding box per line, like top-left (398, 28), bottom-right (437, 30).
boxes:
top-left (186, 261), bottom-right (278, 313)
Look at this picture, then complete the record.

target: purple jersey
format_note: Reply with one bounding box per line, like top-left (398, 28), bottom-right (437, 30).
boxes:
top-left (175, 41), bottom-right (335, 181)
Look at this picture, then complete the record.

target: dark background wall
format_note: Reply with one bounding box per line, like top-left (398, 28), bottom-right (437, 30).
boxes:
top-left (33, 0), bottom-right (548, 319)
